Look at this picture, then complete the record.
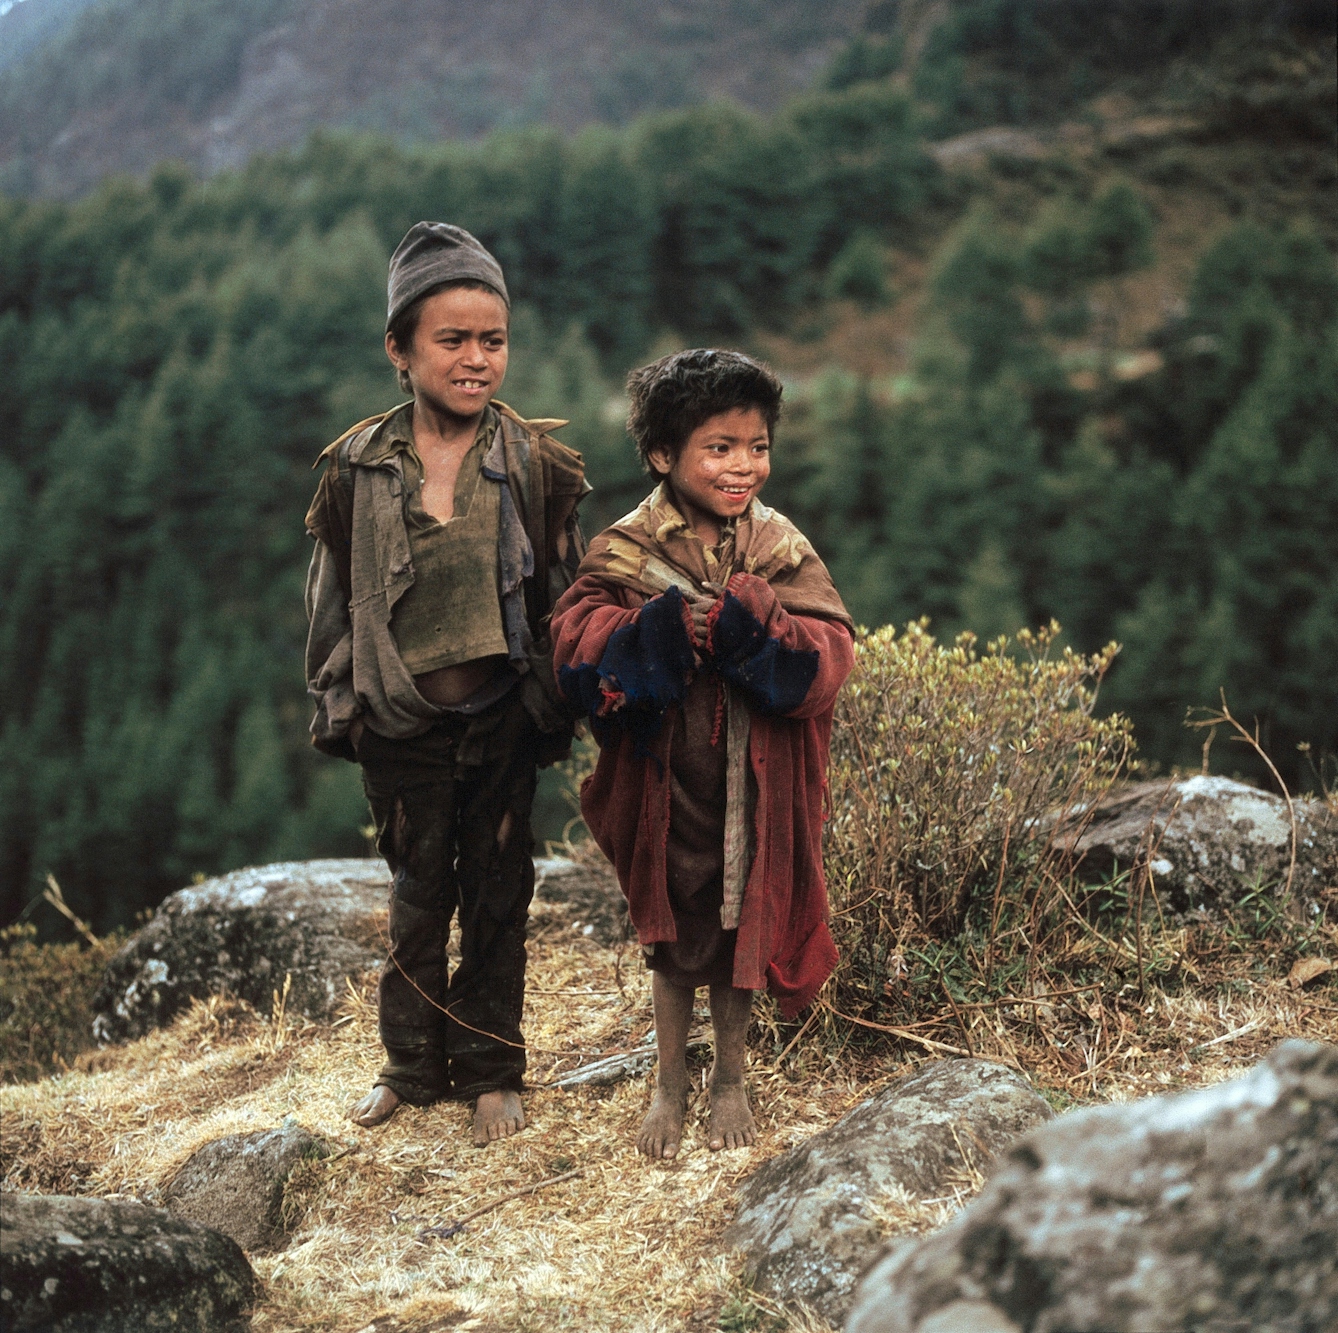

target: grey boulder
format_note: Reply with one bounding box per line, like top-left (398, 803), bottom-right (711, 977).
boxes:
top-left (164, 1118), bottom-right (332, 1252)
top-left (847, 1039), bottom-right (1338, 1333)
top-left (724, 1059), bottom-right (1054, 1325)
top-left (92, 859), bottom-right (390, 1043)
top-left (0, 1192), bottom-right (255, 1332)
top-left (1065, 775), bottom-right (1337, 913)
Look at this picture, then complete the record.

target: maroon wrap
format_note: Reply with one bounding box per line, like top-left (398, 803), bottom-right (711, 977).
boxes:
top-left (552, 571), bottom-right (854, 1016)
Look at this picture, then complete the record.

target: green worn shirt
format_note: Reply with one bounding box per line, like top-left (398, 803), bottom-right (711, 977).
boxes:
top-left (376, 406), bottom-right (509, 674)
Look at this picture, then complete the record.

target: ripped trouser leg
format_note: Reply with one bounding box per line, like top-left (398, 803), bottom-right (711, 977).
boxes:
top-left (358, 692), bottom-right (537, 1105)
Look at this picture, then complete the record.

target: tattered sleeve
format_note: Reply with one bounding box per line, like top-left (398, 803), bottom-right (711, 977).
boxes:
top-left (708, 572), bottom-right (855, 719)
top-left (551, 574), bottom-right (696, 746)
top-left (303, 465), bottom-right (360, 755)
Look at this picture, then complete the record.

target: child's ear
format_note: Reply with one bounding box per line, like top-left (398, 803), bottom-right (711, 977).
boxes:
top-left (384, 331), bottom-right (409, 372)
top-left (647, 447), bottom-right (673, 476)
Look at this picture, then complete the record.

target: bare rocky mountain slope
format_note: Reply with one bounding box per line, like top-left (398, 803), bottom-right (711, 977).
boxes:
top-left (0, 0), bottom-right (864, 196)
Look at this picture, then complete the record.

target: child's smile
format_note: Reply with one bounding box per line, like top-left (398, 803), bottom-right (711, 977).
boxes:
top-left (649, 406), bottom-right (772, 544)
top-left (387, 285), bottom-right (509, 421)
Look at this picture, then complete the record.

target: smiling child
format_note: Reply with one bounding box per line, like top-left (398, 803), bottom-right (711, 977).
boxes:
top-left (551, 349), bottom-right (854, 1158)
top-left (304, 223), bottom-right (587, 1144)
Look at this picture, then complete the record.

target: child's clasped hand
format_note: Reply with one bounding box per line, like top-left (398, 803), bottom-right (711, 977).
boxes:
top-left (684, 581), bottom-right (725, 649)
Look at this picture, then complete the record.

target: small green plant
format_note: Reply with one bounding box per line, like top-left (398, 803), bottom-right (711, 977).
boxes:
top-left (717, 1293), bottom-right (786, 1332)
top-left (821, 620), bottom-right (1137, 1041)
top-left (809, 620), bottom-right (1338, 1075)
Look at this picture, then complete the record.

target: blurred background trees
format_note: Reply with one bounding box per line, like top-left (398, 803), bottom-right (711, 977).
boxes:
top-left (0, 0), bottom-right (1334, 931)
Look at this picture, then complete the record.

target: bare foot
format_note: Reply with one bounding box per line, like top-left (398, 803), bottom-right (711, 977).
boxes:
top-left (473, 1089), bottom-right (525, 1147)
top-left (707, 1080), bottom-right (755, 1150)
top-left (350, 1084), bottom-right (401, 1127)
top-left (637, 1084), bottom-right (689, 1160)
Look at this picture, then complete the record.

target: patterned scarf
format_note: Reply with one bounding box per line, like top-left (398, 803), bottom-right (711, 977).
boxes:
top-left (582, 482), bottom-right (852, 627)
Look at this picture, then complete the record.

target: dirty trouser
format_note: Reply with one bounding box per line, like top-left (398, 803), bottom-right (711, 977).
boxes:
top-left (357, 690), bottom-right (537, 1104)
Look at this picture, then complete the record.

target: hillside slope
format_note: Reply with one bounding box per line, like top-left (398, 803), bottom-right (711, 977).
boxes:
top-left (0, 0), bottom-right (864, 196)
top-left (0, 0), bottom-right (99, 72)
top-left (3, 877), bottom-right (1333, 1331)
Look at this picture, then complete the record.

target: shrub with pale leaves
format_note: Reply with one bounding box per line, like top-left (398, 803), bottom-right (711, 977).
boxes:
top-left (824, 620), bottom-right (1134, 1016)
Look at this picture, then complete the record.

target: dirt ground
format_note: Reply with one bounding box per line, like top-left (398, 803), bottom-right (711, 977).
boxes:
top-left (3, 891), bottom-right (1335, 1333)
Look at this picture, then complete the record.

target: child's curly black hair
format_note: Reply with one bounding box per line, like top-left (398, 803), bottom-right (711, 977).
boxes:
top-left (625, 348), bottom-right (783, 475)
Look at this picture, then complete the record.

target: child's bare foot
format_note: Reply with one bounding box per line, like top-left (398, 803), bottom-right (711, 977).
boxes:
top-left (473, 1089), bottom-right (525, 1147)
top-left (637, 1084), bottom-right (689, 1159)
top-left (707, 1080), bottom-right (755, 1150)
top-left (350, 1084), bottom-right (401, 1127)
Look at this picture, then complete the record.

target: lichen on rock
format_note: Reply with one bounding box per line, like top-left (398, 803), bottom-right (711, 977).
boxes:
top-left (0, 1192), bottom-right (255, 1332)
top-left (723, 1058), bottom-right (1054, 1325)
top-left (1065, 776), bottom-right (1337, 913)
top-left (846, 1039), bottom-right (1338, 1333)
top-left (91, 859), bottom-right (391, 1044)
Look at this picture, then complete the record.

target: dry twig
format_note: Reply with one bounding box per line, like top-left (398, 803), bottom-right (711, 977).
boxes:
top-left (37, 875), bottom-right (99, 948)
top-left (1188, 693), bottom-right (1298, 898)
top-left (415, 1167), bottom-right (585, 1242)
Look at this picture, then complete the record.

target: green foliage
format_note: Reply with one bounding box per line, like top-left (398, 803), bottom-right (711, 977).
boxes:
top-left (0, 195), bottom-right (389, 930)
top-left (0, 23), bottom-right (1334, 943)
top-left (0, 924), bottom-right (124, 1083)
top-left (556, 129), bottom-right (655, 363)
top-left (765, 196), bottom-right (1338, 792)
top-left (787, 82), bottom-right (929, 263)
top-left (1022, 202), bottom-right (1098, 302)
top-left (1022, 182), bottom-right (1153, 299)
top-left (716, 1294), bottom-right (784, 1332)
top-left (813, 623), bottom-right (1334, 1061)
top-left (907, 0), bottom-right (1335, 137)
top-left (930, 210), bottom-right (1031, 380)
top-left (822, 33), bottom-right (903, 92)
top-left (1083, 182), bottom-right (1155, 281)
top-left (825, 230), bottom-right (890, 306)
top-left (0, 102), bottom-right (933, 930)
top-left (1105, 224), bottom-right (1338, 766)
top-left (816, 621), bottom-right (1177, 1051)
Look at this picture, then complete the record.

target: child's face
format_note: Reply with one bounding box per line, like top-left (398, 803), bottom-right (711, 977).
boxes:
top-left (385, 285), bottom-right (509, 418)
top-left (649, 407), bottom-right (771, 527)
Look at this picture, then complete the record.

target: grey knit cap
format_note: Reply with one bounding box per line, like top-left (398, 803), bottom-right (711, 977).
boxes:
top-left (386, 222), bottom-right (509, 329)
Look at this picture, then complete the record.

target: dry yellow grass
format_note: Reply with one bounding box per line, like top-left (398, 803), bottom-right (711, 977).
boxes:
top-left (3, 892), bottom-right (1335, 1333)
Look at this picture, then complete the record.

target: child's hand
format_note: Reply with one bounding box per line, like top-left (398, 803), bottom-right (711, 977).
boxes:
top-left (684, 582), bottom-right (725, 649)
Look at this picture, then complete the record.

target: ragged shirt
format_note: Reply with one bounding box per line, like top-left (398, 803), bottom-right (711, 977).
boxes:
top-left (384, 407), bottom-right (510, 675)
top-left (304, 400), bottom-right (589, 760)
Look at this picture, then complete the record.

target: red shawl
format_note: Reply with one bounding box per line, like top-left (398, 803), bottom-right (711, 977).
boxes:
top-left (550, 486), bottom-right (854, 1016)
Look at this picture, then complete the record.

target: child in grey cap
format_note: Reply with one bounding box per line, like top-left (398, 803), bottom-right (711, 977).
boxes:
top-left (304, 222), bottom-right (588, 1145)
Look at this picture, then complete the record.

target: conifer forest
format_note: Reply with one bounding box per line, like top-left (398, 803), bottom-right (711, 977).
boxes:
top-left (1, 0), bottom-right (1335, 932)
